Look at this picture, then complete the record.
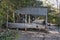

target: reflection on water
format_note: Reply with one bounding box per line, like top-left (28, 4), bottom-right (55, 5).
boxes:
top-left (49, 25), bottom-right (60, 32)
top-left (16, 30), bottom-right (60, 40)
top-left (15, 25), bottom-right (60, 40)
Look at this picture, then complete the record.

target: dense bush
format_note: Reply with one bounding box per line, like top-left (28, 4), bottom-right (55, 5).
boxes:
top-left (0, 29), bottom-right (18, 40)
top-left (55, 17), bottom-right (60, 26)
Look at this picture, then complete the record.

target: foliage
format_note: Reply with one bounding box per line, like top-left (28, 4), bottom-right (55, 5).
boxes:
top-left (0, 29), bottom-right (18, 40)
top-left (55, 17), bottom-right (60, 26)
top-left (20, 0), bottom-right (43, 7)
top-left (0, 0), bottom-right (59, 26)
top-left (48, 15), bottom-right (56, 23)
top-left (45, 1), bottom-right (59, 24)
top-left (0, 0), bottom-right (43, 27)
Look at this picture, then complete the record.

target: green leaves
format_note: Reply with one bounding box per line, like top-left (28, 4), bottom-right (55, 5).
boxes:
top-left (0, 29), bottom-right (18, 40)
top-left (0, 0), bottom-right (43, 27)
top-left (55, 17), bottom-right (60, 26)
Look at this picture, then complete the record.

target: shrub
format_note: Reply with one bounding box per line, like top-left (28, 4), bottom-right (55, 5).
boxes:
top-left (0, 29), bottom-right (18, 40)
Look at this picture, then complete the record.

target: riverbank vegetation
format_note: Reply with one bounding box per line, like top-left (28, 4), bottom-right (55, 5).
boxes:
top-left (0, 0), bottom-right (60, 40)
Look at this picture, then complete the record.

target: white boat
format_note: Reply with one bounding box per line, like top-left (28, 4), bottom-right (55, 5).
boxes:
top-left (8, 23), bottom-right (45, 29)
top-left (8, 19), bottom-right (45, 29)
